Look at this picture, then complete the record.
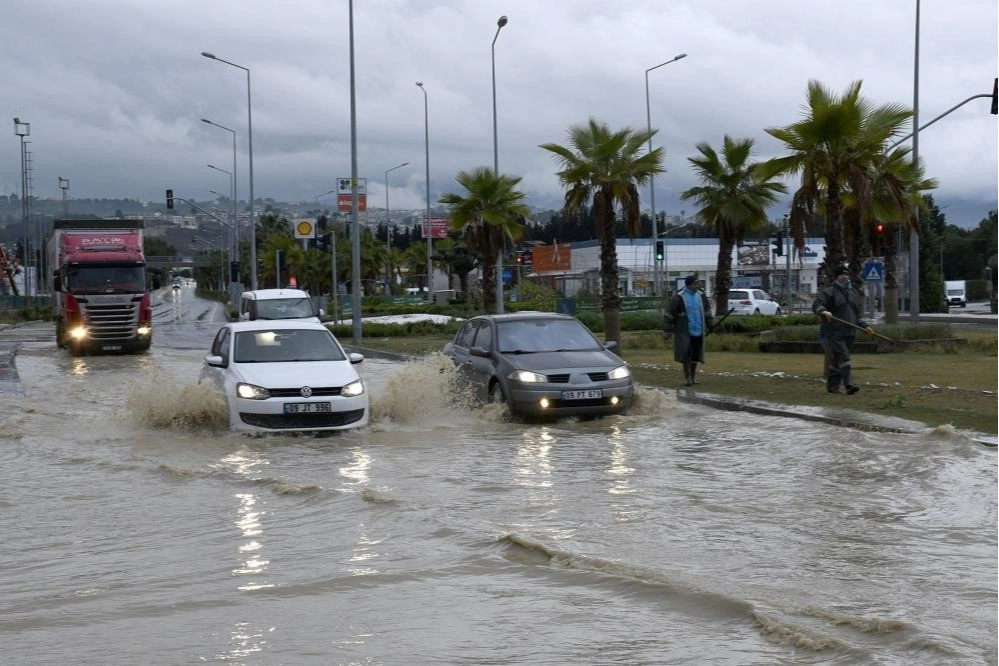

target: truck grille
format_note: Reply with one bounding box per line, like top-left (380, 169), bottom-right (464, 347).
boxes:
top-left (83, 301), bottom-right (139, 341)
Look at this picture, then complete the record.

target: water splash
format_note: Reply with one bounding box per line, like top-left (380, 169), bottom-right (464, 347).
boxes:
top-left (369, 352), bottom-right (485, 425)
top-left (125, 369), bottom-right (228, 430)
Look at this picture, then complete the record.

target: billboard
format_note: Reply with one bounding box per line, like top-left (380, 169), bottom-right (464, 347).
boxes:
top-left (531, 241), bottom-right (571, 272)
top-left (421, 217), bottom-right (450, 240)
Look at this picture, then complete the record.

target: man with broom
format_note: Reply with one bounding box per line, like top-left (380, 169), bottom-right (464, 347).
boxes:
top-left (813, 265), bottom-right (876, 395)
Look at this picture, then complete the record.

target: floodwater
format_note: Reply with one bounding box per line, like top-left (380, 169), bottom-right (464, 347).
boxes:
top-left (0, 316), bottom-right (995, 665)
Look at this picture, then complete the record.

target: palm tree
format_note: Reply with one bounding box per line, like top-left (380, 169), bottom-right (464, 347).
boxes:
top-left (680, 136), bottom-right (786, 315)
top-left (540, 118), bottom-right (663, 344)
top-left (438, 167), bottom-right (530, 314)
top-left (852, 145), bottom-right (936, 322)
top-left (759, 80), bottom-right (911, 288)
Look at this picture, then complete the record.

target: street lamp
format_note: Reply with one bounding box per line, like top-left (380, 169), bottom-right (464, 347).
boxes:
top-left (13, 118), bottom-right (30, 298)
top-left (201, 52), bottom-right (256, 290)
top-left (201, 118), bottom-right (239, 275)
top-left (315, 189), bottom-right (338, 321)
top-left (416, 82), bottom-right (432, 299)
top-left (492, 14), bottom-right (508, 313)
top-left (207, 164), bottom-right (234, 252)
top-left (644, 52), bottom-right (687, 297)
top-left (384, 161), bottom-right (409, 292)
top-left (58, 177), bottom-right (69, 218)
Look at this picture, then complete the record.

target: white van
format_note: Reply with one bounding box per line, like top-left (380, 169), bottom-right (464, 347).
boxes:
top-left (238, 289), bottom-right (325, 322)
top-left (944, 280), bottom-right (967, 308)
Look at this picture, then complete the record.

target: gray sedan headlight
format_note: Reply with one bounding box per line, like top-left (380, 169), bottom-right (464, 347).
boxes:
top-left (236, 382), bottom-right (270, 400)
top-left (509, 370), bottom-right (547, 383)
top-left (608, 365), bottom-right (631, 380)
top-left (341, 379), bottom-right (365, 397)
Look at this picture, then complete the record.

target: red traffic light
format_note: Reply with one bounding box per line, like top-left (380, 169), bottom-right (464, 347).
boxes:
top-left (875, 224), bottom-right (884, 233)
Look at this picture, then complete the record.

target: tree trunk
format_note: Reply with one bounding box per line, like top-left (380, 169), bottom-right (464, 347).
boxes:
top-left (823, 182), bottom-right (846, 288)
top-left (715, 236), bottom-right (734, 316)
top-left (481, 258), bottom-right (497, 314)
top-left (596, 193), bottom-right (622, 346)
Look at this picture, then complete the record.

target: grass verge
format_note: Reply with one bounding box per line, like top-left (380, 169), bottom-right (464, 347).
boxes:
top-left (354, 330), bottom-right (997, 436)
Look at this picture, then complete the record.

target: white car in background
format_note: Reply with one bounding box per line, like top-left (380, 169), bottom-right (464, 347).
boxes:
top-left (727, 289), bottom-right (782, 316)
top-left (199, 320), bottom-right (368, 433)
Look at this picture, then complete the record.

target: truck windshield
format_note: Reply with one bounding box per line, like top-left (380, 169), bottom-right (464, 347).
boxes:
top-left (67, 265), bottom-right (145, 294)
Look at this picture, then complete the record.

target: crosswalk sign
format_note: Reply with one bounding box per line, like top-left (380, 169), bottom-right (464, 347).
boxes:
top-left (863, 262), bottom-right (883, 282)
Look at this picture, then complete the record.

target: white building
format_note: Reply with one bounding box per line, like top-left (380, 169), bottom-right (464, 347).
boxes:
top-left (530, 236), bottom-right (827, 305)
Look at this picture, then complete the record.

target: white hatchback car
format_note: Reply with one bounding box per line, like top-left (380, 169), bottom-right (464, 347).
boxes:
top-left (727, 289), bottom-right (782, 316)
top-left (199, 320), bottom-right (368, 433)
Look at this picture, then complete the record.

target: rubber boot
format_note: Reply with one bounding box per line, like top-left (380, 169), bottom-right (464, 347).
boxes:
top-left (683, 362), bottom-right (693, 386)
top-left (689, 363), bottom-right (698, 385)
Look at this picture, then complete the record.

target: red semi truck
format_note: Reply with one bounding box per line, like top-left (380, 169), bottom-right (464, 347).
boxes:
top-left (49, 219), bottom-right (153, 355)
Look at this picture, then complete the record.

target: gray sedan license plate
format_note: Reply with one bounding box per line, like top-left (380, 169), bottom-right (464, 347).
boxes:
top-left (562, 389), bottom-right (602, 400)
top-left (284, 402), bottom-right (331, 414)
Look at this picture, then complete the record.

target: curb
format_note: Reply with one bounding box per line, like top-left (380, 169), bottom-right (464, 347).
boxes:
top-left (346, 344), bottom-right (997, 448)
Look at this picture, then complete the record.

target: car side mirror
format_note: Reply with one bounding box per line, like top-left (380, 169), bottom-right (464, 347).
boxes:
top-left (470, 346), bottom-right (489, 357)
top-left (604, 340), bottom-right (619, 351)
top-left (204, 354), bottom-right (225, 367)
top-left (349, 352), bottom-right (364, 365)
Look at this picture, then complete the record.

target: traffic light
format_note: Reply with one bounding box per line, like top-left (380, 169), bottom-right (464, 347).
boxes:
top-left (166, 189), bottom-right (174, 209)
top-left (230, 261), bottom-right (240, 282)
top-left (276, 250), bottom-right (286, 272)
top-left (991, 77), bottom-right (998, 115)
top-left (772, 232), bottom-right (784, 257)
top-left (873, 223), bottom-right (885, 254)
top-left (655, 240), bottom-right (665, 261)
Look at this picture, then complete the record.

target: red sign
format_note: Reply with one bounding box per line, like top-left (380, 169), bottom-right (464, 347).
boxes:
top-left (421, 216), bottom-right (450, 239)
top-left (338, 194), bottom-right (367, 212)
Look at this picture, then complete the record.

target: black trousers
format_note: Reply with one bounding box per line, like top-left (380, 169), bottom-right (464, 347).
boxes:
top-left (827, 333), bottom-right (856, 390)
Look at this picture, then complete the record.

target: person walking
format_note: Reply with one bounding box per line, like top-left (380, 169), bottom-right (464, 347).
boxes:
top-left (812, 266), bottom-right (874, 395)
top-left (664, 275), bottom-right (713, 386)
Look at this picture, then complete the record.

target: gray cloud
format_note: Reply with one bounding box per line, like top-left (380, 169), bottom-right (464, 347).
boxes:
top-left (3, 0), bottom-right (996, 228)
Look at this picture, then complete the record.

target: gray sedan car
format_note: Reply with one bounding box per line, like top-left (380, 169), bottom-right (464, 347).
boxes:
top-left (442, 312), bottom-right (633, 419)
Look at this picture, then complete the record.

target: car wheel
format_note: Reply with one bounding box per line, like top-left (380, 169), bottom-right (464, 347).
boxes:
top-left (487, 381), bottom-right (506, 405)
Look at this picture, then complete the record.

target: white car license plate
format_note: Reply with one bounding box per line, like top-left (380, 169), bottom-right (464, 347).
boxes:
top-left (284, 402), bottom-right (331, 414)
top-left (561, 389), bottom-right (602, 400)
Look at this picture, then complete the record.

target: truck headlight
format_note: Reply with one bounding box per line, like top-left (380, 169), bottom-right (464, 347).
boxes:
top-left (69, 326), bottom-right (88, 340)
top-left (137, 326), bottom-right (152, 336)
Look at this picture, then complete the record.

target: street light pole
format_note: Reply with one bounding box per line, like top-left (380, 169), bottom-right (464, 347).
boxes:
top-left (200, 118), bottom-right (239, 279)
top-left (644, 53), bottom-right (687, 297)
top-left (13, 118), bottom-right (30, 298)
top-left (384, 161), bottom-right (409, 293)
top-left (58, 177), bottom-right (69, 218)
top-left (909, 0), bottom-right (921, 322)
top-left (416, 82), bottom-right (432, 301)
top-left (207, 164), bottom-right (234, 256)
top-left (492, 15), bottom-right (508, 313)
top-left (315, 190), bottom-right (337, 320)
top-left (201, 52), bottom-right (256, 290)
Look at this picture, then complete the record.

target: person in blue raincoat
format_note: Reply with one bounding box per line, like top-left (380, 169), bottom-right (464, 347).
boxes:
top-left (664, 275), bottom-right (713, 386)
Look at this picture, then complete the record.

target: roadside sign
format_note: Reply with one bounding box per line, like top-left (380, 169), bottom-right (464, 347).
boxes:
top-left (338, 194), bottom-right (367, 212)
top-left (293, 218), bottom-right (316, 239)
top-left (337, 177), bottom-right (367, 195)
top-left (421, 216), bottom-right (449, 239)
top-left (863, 261), bottom-right (883, 282)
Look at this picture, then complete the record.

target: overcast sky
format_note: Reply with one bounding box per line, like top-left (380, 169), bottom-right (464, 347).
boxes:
top-left (3, 0), bottom-right (997, 227)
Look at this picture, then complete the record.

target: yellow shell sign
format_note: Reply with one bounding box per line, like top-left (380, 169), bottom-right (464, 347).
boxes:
top-left (294, 219), bottom-right (316, 239)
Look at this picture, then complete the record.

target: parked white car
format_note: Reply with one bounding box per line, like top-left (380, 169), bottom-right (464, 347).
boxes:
top-left (727, 289), bottom-right (782, 316)
top-left (199, 320), bottom-right (368, 433)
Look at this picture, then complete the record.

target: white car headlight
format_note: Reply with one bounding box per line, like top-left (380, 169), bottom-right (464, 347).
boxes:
top-left (236, 382), bottom-right (270, 400)
top-left (509, 370), bottom-right (547, 383)
top-left (341, 379), bottom-right (365, 397)
top-left (608, 365), bottom-right (631, 380)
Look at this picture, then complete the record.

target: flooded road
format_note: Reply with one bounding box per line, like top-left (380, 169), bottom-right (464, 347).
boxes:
top-left (1, 290), bottom-right (995, 665)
